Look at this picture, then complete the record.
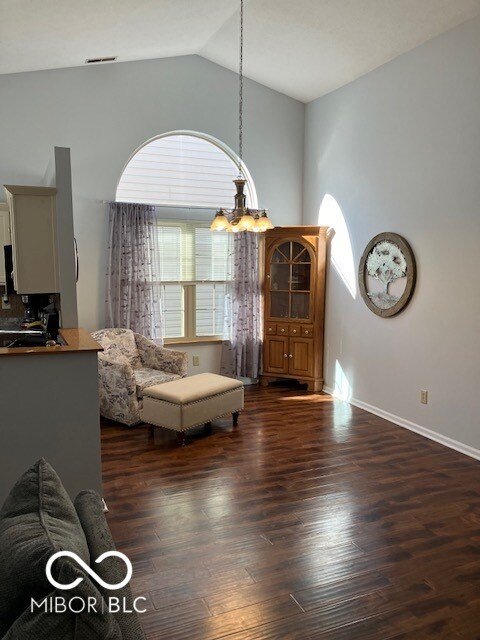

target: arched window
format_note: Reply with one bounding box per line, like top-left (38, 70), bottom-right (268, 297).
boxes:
top-left (116, 131), bottom-right (257, 208)
top-left (116, 132), bottom-right (257, 341)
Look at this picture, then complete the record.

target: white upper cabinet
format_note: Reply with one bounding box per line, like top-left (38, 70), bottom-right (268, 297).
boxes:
top-left (4, 185), bottom-right (59, 294)
top-left (0, 202), bottom-right (11, 286)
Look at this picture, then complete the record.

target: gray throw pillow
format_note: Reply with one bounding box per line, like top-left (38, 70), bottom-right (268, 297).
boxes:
top-left (0, 459), bottom-right (90, 636)
top-left (74, 490), bottom-right (147, 640)
top-left (2, 560), bottom-right (122, 639)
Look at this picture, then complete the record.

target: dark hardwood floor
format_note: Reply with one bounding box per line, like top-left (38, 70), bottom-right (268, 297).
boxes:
top-left (102, 386), bottom-right (480, 639)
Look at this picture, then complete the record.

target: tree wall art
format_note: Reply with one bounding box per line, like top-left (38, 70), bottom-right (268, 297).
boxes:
top-left (358, 232), bottom-right (416, 317)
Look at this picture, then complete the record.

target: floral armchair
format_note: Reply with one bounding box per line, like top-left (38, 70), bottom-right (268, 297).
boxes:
top-left (92, 328), bottom-right (188, 426)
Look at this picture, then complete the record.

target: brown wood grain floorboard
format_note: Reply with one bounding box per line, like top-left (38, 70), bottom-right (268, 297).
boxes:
top-left (101, 386), bottom-right (480, 639)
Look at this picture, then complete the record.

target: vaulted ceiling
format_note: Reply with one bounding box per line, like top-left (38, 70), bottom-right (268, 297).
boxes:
top-left (1, 0), bottom-right (479, 102)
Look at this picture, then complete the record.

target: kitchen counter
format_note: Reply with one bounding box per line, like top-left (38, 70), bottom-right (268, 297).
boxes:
top-left (0, 327), bottom-right (103, 503)
top-left (0, 328), bottom-right (102, 357)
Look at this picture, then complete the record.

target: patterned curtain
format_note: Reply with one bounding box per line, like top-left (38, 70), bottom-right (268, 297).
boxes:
top-left (220, 232), bottom-right (263, 378)
top-left (105, 202), bottom-right (162, 340)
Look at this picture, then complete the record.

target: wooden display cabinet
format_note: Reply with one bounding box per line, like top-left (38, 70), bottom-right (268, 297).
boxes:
top-left (260, 226), bottom-right (327, 392)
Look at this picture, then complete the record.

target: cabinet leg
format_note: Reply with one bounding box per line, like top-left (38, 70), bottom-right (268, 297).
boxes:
top-left (305, 380), bottom-right (322, 393)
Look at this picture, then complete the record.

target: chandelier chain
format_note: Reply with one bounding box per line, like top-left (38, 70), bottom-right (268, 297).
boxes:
top-left (209, 0), bottom-right (273, 232)
top-left (238, 0), bottom-right (243, 178)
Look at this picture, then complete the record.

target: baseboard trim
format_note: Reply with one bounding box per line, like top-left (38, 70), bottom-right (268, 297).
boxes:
top-left (323, 386), bottom-right (480, 462)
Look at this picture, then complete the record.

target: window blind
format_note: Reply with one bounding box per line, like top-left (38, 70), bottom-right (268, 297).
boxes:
top-left (152, 221), bottom-right (231, 339)
top-left (117, 134), bottom-right (253, 209)
top-left (152, 222), bottom-right (231, 283)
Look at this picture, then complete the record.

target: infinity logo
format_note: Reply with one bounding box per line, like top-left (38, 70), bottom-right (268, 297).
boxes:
top-left (46, 551), bottom-right (133, 591)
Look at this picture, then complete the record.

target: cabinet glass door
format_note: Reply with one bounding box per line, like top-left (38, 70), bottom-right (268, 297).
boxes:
top-left (269, 241), bottom-right (311, 320)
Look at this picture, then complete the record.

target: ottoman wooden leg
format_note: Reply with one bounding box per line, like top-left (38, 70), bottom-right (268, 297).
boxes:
top-left (176, 432), bottom-right (186, 447)
top-left (148, 425), bottom-right (154, 439)
top-left (232, 411), bottom-right (240, 427)
top-left (204, 422), bottom-right (212, 434)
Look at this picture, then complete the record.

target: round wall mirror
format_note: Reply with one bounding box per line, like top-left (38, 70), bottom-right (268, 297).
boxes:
top-left (358, 232), bottom-right (416, 317)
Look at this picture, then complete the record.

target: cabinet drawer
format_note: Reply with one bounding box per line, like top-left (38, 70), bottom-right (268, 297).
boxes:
top-left (265, 323), bottom-right (277, 336)
top-left (301, 324), bottom-right (314, 337)
top-left (288, 324), bottom-right (301, 336)
top-left (277, 324), bottom-right (288, 336)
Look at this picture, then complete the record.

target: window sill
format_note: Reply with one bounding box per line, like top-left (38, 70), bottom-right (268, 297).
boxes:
top-left (164, 337), bottom-right (223, 346)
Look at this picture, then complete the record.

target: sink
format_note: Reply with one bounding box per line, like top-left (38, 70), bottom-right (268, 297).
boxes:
top-left (0, 330), bottom-right (65, 348)
top-left (5, 335), bottom-right (48, 348)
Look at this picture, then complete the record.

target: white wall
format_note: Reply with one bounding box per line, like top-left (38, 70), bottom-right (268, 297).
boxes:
top-left (303, 17), bottom-right (480, 452)
top-left (0, 351), bottom-right (102, 503)
top-left (54, 147), bottom-right (78, 327)
top-left (0, 55), bottom-right (304, 335)
top-left (175, 342), bottom-right (222, 376)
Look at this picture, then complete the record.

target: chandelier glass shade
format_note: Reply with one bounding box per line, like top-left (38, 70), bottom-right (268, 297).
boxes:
top-left (210, 179), bottom-right (273, 233)
top-left (210, 0), bottom-right (273, 234)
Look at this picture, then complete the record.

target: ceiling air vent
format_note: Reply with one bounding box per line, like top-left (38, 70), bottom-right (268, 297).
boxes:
top-left (85, 56), bottom-right (117, 64)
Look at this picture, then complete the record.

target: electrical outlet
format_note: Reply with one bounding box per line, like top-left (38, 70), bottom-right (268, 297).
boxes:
top-left (192, 355), bottom-right (200, 366)
top-left (420, 389), bottom-right (428, 404)
top-left (1, 298), bottom-right (11, 310)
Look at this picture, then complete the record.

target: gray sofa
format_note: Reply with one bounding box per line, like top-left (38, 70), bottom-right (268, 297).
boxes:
top-left (0, 459), bottom-right (145, 639)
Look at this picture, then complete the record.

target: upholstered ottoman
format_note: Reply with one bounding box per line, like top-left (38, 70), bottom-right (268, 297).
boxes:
top-left (142, 373), bottom-right (244, 445)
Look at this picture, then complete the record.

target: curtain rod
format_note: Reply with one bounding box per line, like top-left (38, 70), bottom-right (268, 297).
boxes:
top-left (102, 200), bottom-right (218, 212)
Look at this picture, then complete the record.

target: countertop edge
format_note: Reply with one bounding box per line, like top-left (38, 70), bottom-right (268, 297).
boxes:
top-left (0, 328), bottom-right (103, 357)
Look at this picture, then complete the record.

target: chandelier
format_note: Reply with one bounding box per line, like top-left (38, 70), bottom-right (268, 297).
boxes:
top-left (210, 0), bottom-right (273, 234)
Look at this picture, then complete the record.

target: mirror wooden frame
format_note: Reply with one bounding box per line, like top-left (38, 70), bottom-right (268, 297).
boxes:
top-left (358, 232), bottom-right (416, 318)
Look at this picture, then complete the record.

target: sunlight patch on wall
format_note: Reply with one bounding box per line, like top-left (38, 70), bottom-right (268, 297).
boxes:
top-left (318, 194), bottom-right (356, 298)
top-left (334, 360), bottom-right (352, 402)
